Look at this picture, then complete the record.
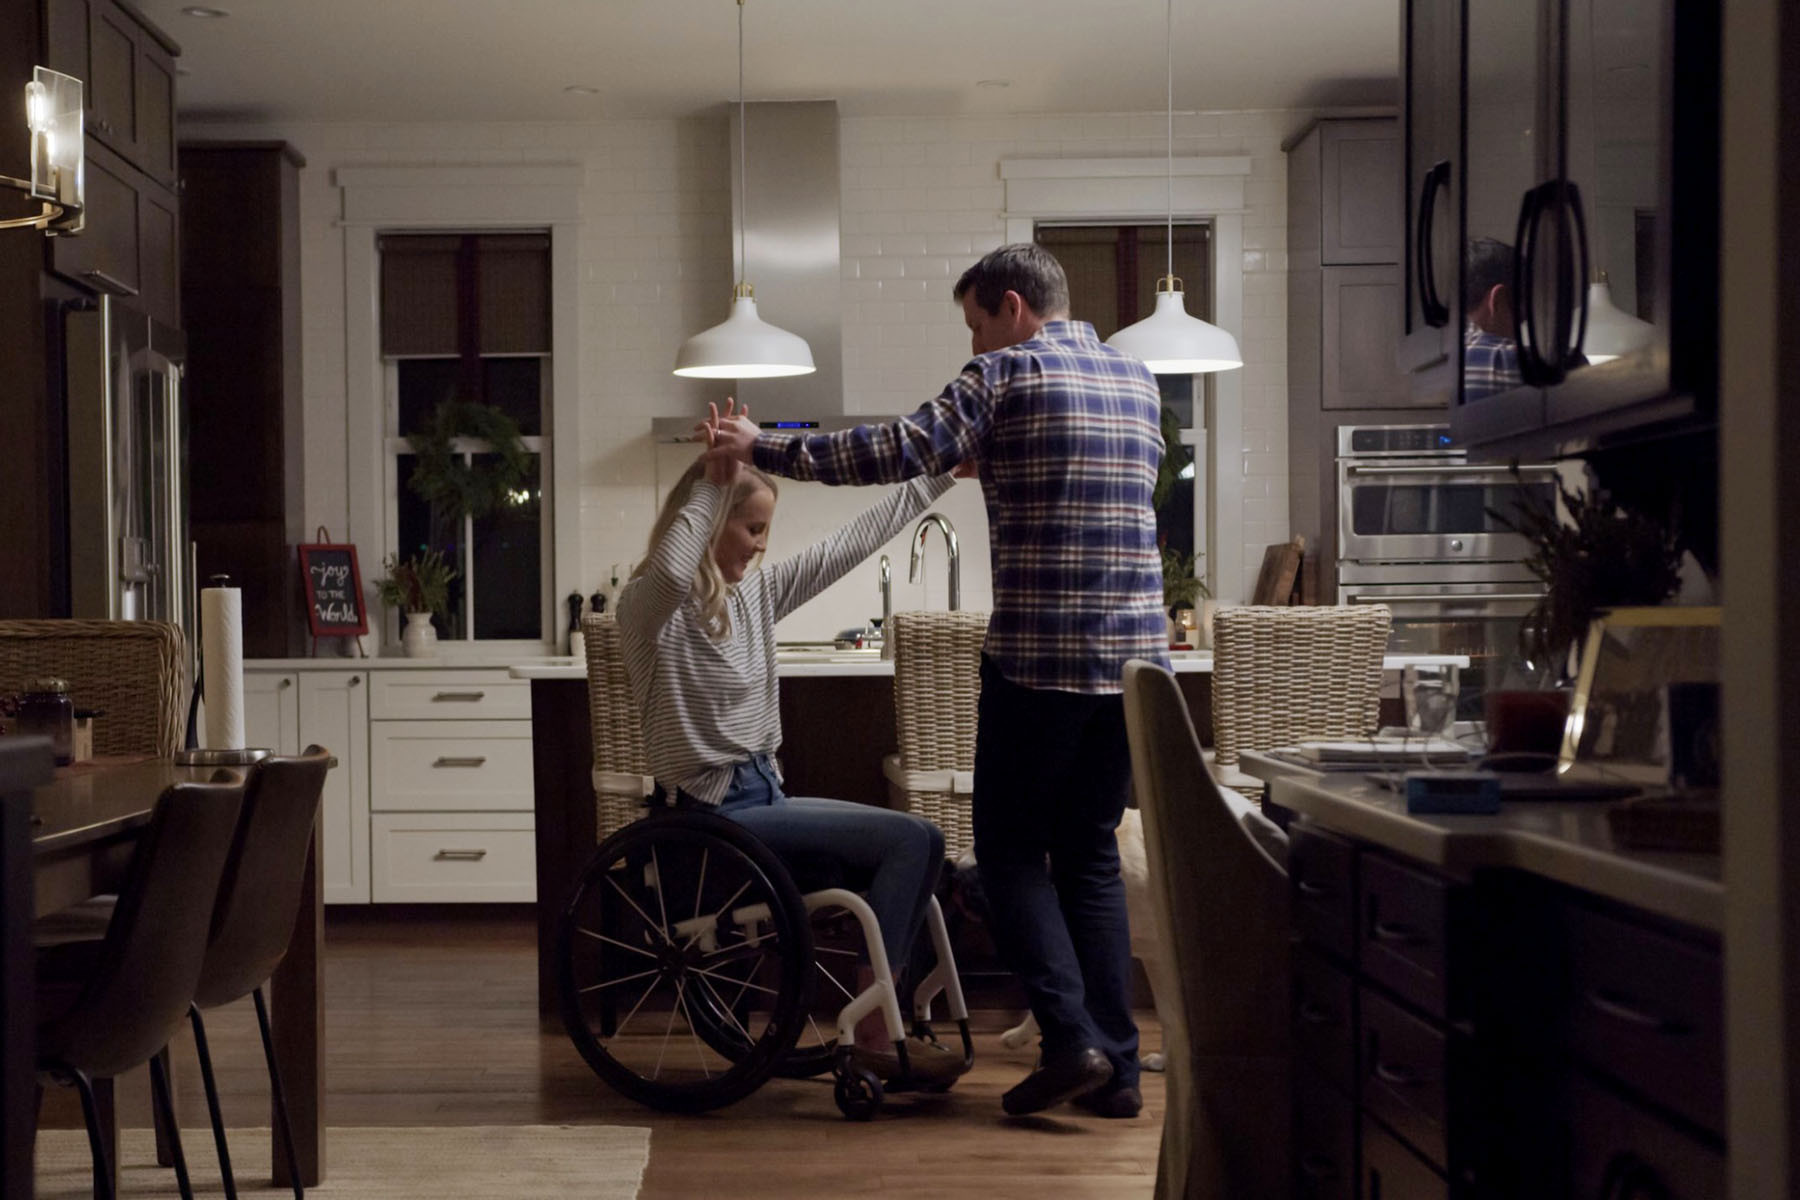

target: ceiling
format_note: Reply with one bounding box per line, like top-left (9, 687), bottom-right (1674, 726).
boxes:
top-left (138, 0), bottom-right (1400, 125)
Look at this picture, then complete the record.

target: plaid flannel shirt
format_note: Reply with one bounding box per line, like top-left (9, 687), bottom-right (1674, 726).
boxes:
top-left (752, 319), bottom-right (1170, 695)
top-left (1463, 323), bottom-right (1525, 402)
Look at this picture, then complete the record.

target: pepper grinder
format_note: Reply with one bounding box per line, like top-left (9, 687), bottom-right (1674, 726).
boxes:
top-left (566, 592), bottom-right (585, 660)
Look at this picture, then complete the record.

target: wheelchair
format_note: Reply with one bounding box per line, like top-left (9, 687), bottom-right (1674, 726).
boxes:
top-left (556, 805), bottom-right (973, 1120)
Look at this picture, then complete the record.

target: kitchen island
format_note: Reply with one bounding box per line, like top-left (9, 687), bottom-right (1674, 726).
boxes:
top-left (514, 648), bottom-right (1465, 1017)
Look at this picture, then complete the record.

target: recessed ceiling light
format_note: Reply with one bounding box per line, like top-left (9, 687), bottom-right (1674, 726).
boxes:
top-left (563, 85), bottom-right (601, 96)
top-left (180, 5), bottom-right (229, 16)
top-left (975, 79), bottom-right (1010, 89)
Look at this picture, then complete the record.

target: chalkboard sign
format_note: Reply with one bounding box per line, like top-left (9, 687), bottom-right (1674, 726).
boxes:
top-left (298, 542), bottom-right (369, 638)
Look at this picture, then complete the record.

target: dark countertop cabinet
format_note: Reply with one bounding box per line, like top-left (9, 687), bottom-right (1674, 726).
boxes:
top-left (1401, 0), bottom-right (1721, 459)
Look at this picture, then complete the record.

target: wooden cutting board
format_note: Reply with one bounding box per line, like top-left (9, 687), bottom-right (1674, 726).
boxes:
top-left (1251, 535), bottom-right (1305, 605)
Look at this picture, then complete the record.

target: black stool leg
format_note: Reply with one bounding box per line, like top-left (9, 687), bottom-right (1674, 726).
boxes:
top-left (147, 1052), bottom-right (195, 1200)
top-left (252, 986), bottom-right (304, 1198)
top-left (189, 1004), bottom-right (239, 1200)
top-left (66, 1067), bottom-right (116, 1200)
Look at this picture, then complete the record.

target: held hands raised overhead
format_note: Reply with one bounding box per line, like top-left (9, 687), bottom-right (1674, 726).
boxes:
top-left (694, 398), bottom-right (750, 487)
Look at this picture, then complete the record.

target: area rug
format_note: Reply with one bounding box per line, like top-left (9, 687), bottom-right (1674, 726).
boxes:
top-left (34, 1124), bottom-right (651, 1198)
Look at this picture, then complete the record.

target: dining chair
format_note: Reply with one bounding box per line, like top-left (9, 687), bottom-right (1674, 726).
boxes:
top-left (34, 749), bottom-right (330, 1198)
top-left (34, 776), bottom-right (246, 1200)
top-left (1122, 659), bottom-right (1291, 1200)
top-left (882, 609), bottom-right (989, 860)
top-left (581, 613), bottom-right (654, 841)
top-left (0, 620), bottom-right (186, 757)
top-left (1208, 604), bottom-right (1392, 800)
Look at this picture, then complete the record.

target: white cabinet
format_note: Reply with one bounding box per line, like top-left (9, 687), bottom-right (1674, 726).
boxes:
top-left (243, 662), bottom-right (535, 905)
top-left (297, 671), bottom-right (371, 905)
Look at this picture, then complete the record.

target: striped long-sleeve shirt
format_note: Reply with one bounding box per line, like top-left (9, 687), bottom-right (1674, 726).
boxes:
top-left (616, 471), bottom-right (955, 805)
top-left (753, 319), bottom-right (1170, 695)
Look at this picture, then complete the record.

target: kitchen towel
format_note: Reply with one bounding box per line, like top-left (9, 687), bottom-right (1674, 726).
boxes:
top-left (201, 584), bottom-right (246, 749)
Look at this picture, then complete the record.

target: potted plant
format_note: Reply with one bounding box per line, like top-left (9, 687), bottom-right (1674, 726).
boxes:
top-left (375, 549), bottom-right (458, 657)
top-left (1161, 545), bottom-right (1212, 648)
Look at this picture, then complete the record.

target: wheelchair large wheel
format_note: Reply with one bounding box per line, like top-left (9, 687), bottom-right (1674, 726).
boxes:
top-left (558, 810), bottom-right (813, 1113)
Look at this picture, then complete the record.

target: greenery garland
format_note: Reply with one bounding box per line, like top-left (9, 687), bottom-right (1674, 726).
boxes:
top-left (407, 399), bottom-right (533, 520)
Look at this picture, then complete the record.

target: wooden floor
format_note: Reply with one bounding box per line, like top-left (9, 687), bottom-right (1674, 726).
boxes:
top-left (39, 908), bottom-right (1164, 1198)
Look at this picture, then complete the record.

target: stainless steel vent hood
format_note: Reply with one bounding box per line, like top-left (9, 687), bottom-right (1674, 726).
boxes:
top-left (731, 100), bottom-right (842, 420)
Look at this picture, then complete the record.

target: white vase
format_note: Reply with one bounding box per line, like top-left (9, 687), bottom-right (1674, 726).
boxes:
top-left (1196, 599), bottom-right (1220, 649)
top-left (402, 612), bottom-right (439, 658)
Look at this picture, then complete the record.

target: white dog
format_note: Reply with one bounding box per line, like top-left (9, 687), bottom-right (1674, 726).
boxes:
top-left (981, 807), bottom-right (1171, 1071)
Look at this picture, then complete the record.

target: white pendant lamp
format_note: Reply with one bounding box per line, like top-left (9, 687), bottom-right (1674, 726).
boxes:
top-left (673, 0), bottom-right (814, 380)
top-left (1106, 0), bottom-right (1242, 375)
top-left (1579, 270), bottom-right (1655, 365)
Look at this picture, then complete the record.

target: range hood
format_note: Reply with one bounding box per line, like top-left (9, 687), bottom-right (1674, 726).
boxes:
top-left (729, 100), bottom-right (843, 420)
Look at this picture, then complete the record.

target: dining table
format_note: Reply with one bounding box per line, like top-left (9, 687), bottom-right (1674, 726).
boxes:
top-left (4, 744), bottom-right (326, 1195)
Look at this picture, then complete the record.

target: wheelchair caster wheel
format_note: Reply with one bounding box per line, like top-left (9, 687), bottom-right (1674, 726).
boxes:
top-left (835, 1066), bottom-right (884, 1121)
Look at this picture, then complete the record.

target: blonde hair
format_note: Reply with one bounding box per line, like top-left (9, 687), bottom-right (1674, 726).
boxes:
top-left (635, 456), bottom-right (778, 639)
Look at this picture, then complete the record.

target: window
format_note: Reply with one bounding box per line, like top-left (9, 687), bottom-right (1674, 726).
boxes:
top-left (1035, 222), bottom-right (1212, 585)
top-left (379, 233), bottom-right (552, 645)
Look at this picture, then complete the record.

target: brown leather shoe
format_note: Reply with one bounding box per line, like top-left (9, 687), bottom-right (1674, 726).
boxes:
top-left (1001, 1047), bottom-right (1114, 1116)
top-left (1071, 1082), bottom-right (1143, 1118)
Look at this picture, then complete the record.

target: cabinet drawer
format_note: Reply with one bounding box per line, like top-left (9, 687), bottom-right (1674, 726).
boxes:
top-left (1560, 903), bottom-right (1724, 1136)
top-left (1291, 823), bottom-right (1356, 960)
top-left (1294, 946), bottom-right (1357, 1095)
top-left (369, 671), bottom-right (530, 720)
top-left (1362, 1118), bottom-right (1447, 1200)
top-left (1360, 852), bottom-right (1457, 1019)
top-left (1295, 1065), bottom-right (1356, 1200)
top-left (371, 721), bottom-right (533, 812)
top-left (370, 813), bottom-right (535, 903)
top-left (1567, 1071), bottom-right (1724, 1200)
top-left (1361, 986), bottom-right (1449, 1170)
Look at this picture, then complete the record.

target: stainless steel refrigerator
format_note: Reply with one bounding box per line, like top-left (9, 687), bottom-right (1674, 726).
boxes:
top-left (63, 295), bottom-right (193, 645)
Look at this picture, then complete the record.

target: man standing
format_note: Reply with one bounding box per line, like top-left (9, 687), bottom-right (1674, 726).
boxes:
top-left (704, 243), bottom-right (1169, 1118)
top-left (1462, 236), bottom-right (1527, 401)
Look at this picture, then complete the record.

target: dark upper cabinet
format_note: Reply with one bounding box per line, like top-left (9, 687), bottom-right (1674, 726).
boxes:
top-left (1319, 122), bottom-right (1402, 264)
top-left (45, 0), bottom-right (180, 188)
top-left (1404, 0), bottom-right (1720, 456)
top-left (1395, 0), bottom-right (1462, 403)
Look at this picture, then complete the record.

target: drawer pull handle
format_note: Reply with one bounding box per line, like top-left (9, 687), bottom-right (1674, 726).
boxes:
top-left (1299, 1153), bottom-right (1339, 1180)
top-left (1373, 1060), bottom-right (1423, 1088)
top-left (1584, 989), bottom-right (1691, 1035)
top-left (1297, 880), bottom-right (1331, 898)
top-left (1370, 919), bottom-right (1426, 947)
top-left (1297, 1002), bottom-right (1340, 1027)
top-left (434, 849), bottom-right (488, 861)
top-left (433, 691), bottom-right (486, 702)
top-left (433, 756), bottom-right (488, 768)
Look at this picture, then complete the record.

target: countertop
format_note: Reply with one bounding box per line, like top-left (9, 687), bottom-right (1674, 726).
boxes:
top-left (1263, 765), bottom-right (1722, 932)
top-left (246, 656), bottom-right (564, 671)
top-left (505, 650), bottom-right (1471, 681)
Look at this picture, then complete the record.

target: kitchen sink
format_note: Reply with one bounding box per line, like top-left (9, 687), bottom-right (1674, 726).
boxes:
top-left (776, 644), bottom-right (882, 662)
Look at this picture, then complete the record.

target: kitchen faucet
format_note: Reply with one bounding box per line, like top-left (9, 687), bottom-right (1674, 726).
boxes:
top-left (909, 512), bottom-right (960, 612)
top-left (878, 554), bottom-right (894, 659)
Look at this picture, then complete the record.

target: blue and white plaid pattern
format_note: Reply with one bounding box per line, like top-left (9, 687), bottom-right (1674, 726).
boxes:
top-left (753, 320), bottom-right (1170, 694)
top-left (1463, 324), bottom-right (1525, 402)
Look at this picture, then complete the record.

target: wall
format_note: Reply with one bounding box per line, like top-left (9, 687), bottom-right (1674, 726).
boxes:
top-left (184, 106), bottom-right (1317, 643)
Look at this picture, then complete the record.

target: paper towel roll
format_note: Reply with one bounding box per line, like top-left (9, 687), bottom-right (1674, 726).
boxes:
top-left (202, 586), bottom-right (246, 750)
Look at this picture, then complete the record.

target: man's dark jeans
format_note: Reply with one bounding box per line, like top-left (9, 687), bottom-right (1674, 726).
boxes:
top-left (972, 655), bottom-right (1139, 1089)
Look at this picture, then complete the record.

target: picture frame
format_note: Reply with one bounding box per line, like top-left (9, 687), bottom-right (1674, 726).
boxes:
top-left (1560, 606), bottom-right (1721, 786)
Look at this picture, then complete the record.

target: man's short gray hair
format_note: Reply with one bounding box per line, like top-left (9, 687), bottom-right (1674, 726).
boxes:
top-left (953, 243), bottom-right (1071, 318)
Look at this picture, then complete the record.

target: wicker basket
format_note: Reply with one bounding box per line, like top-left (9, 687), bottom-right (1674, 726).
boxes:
top-left (582, 613), bottom-right (652, 840)
top-left (886, 610), bottom-right (989, 858)
top-left (1210, 605), bottom-right (1392, 797)
top-left (0, 619), bottom-right (186, 757)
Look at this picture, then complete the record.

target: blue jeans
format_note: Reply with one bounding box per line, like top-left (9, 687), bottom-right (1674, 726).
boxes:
top-left (972, 656), bottom-right (1139, 1089)
top-left (713, 756), bottom-right (945, 971)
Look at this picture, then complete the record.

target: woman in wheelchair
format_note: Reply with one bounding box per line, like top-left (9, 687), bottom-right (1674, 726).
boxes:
top-left (557, 401), bottom-right (971, 1118)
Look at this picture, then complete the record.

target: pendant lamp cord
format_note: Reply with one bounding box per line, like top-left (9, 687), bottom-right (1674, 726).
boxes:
top-left (1165, 0), bottom-right (1174, 283)
top-left (738, 0), bottom-right (748, 289)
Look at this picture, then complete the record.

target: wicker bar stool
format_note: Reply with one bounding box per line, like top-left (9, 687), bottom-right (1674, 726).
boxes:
top-left (882, 610), bottom-right (989, 859)
top-left (0, 620), bottom-right (186, 757)
top-left (1209, 605), bottom-right (1392, 800)
top-left (581, 613), bottom-right (654, 840)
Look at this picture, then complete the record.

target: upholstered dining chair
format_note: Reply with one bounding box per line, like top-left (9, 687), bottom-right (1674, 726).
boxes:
top-left (34, 776), bottom-right (246, 1200)
top-left (1122, 659), bottom-right (1291, 1200)
top-left (34, 750), bottom-right (331, 1199)
top-left (582, 613), bottom-right (654, 841)
top-left (0, 619), bottom-right (186, 757)
top-left (1208, 604), bottom-right (1392, 800)
top-left (882, 609), bottom-right (989, 860)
